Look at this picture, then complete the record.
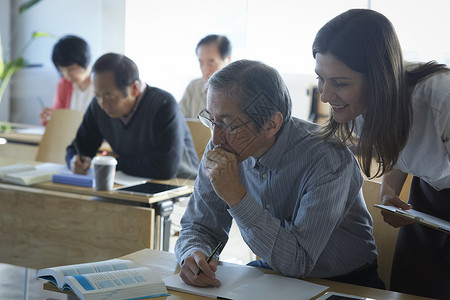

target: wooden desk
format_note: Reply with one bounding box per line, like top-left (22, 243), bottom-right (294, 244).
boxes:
top-left (43, 249), bottom-right (434, 300)
top-left (0, 183), bottom-right (155, 270)
top-left (0, 122), bottom-right (43, 144)
top-left (0, 157), bottom-right (194, 205)
top-left (0, 123), bottom-right (42, 160)
top-left (0, 121), bottom-right (113, 160)
top-left (0, 158), bottom-right (194, 268)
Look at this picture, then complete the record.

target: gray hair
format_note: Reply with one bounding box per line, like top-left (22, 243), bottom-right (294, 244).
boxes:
top-left (207, 59), bottom-right (292, 131)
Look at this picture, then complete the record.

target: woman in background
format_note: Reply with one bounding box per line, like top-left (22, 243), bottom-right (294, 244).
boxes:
top-left (39, 35), bottom-right (93, 125)
top-left (312, 9), bottom-right (450, 299)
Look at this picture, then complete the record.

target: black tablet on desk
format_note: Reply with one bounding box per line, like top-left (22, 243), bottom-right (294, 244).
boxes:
top-left (316, 292), bottom-right (367, 300)
top-left (115, 182), bottom-right (190, 197)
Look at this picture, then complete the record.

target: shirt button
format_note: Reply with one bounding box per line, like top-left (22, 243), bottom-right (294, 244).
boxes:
top-left (265, 204), bottom-right (270, 209)
top-left (262, 173), bottom-right (268, 179)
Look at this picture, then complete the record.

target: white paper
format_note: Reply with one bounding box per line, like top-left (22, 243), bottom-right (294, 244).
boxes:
top-left (223, 273), bottom-right (328, 300)
top-left (114, 170), bottom-right (148, 186)
top-left (163, 265), bottom-right (263, 298)
top-left (163, 264), bottom-right (328, 299)
top-left (35, 162), bottom-right (70, 173)
top-left (15, 126), bottom-right (45, 135)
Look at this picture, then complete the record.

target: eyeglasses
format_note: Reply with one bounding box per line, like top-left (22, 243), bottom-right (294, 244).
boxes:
top-left (197, 109), bottom-right (252, 134)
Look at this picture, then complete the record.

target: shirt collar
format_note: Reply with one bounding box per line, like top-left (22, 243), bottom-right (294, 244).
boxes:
top-left (249, 118), bottom-right (293, 171)
top-left (120, 83), bottom-right (147, 125)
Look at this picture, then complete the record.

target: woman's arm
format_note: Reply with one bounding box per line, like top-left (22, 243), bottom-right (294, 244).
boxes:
top-left (380, 169), bottom-right (413, 227)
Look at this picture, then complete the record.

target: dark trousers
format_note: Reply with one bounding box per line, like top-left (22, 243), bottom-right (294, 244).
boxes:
top-left (390, 176), bottom-right (450, 299)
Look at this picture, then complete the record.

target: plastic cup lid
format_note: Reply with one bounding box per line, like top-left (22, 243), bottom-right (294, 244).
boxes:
top-left (92, 155), bottom-right (118, 166)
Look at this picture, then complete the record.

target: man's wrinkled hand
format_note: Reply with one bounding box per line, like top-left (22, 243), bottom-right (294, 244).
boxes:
top-left (70, 155), bottom-right (91, 175)
top-left (204, 147), bottom-right (246, 207)
top-left (179, 250), bottom-right (220, 287)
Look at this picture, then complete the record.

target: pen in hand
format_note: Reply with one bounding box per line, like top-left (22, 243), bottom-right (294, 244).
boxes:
top-left (196, 241), bottom-right (223, 277)
top-left (73, 141), bottom-right (85, 164)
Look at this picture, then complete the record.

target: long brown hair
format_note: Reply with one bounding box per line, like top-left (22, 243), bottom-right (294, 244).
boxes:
top-left (312, 9), bottom-right (449, 178)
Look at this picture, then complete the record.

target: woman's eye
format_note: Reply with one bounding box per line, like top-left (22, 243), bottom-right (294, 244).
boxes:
top-left (335, 82), bottom-right (347, 87)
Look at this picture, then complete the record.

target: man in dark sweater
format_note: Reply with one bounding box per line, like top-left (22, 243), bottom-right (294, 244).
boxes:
top-left (66, 53), bottom-right (198, 179)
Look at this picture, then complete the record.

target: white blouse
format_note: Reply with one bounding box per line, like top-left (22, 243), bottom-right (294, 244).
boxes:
top-left (355, 69), bottom-right (450, 191)
top-left (70, 83), bottom-right (95, 113)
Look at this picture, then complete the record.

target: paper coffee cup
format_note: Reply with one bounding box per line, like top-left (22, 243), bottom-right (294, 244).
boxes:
top-left (92, 156), bottom-right (117, 191)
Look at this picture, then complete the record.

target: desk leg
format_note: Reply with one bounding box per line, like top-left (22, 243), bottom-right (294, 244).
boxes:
top-left (153, 200), bottom-right (174, 251)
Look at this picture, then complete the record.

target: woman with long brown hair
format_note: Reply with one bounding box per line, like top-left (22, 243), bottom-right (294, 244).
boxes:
top-left (313, 9), bottom-right (450, 299)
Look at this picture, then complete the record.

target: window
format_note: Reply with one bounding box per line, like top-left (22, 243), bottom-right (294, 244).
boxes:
top-left (125, 0), bottom-right (450, 119)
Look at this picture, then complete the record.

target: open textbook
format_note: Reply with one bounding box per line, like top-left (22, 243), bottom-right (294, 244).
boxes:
top-left (0, 163), bottom-right (35, 178)
top-left (375, 204), bottom-right (450, 233)
top-left (163, 264), bottom-right (328, 300)
top-left (36, 258), bottom-right (169, 300)
top-left (0, 162), bottom-right (69, 185)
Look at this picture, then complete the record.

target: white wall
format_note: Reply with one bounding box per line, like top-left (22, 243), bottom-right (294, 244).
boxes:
top-left (7, 0), bottom-right (125, 124)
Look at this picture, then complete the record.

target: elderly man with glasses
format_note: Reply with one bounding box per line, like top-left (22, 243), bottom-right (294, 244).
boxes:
top-left (66, 53), bottom-right (198, 179)
top-left (174, 60), bottom-right (385, 290)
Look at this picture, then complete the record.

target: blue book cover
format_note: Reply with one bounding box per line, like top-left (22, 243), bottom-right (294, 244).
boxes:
top-left (52, 173), bottom-right (94, 187)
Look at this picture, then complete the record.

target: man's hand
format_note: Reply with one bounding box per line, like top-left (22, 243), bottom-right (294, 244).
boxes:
top-left (381, 195), bottom-right (414, 228)
top-left (179, 250), bottom-right (220, 287)
top-left (204, 147), bottom-right (246, 207)
top-left (70, 155), bottom-right (91, 175)
top-left (39, 107), bottom-right (53, 125)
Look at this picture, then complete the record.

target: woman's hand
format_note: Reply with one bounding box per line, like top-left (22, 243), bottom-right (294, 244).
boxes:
top-left (381, 194), bottom-right (413, 228)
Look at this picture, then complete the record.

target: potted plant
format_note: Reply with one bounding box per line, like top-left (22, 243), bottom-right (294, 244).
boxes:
top-left (0, 0), bottom-right (52, 107)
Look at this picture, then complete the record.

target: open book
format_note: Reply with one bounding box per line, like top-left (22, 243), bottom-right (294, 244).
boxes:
top-left (163, 264), bottom-right (328, 300)
top-left (375, 204), bottom-right (450, 233)
top-left (0, 162), bottom-right (69, 185)
top-left (36, 258), bottom-right (169, 300)
top-left (0, 163), bottom-right (35, 178)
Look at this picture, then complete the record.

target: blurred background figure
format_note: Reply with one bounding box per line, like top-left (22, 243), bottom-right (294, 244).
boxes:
top-left (179, 34), bottom-right (231, 118)
top-left (39, 35), bottom-right (93, 125)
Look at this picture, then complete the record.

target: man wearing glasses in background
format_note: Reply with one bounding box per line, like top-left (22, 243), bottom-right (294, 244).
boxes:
top-left (175, 60), bottom-right (385, 289)
top-left (66, 53), bottom-right (198, 179)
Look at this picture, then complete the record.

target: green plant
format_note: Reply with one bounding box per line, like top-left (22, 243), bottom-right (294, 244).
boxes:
top-left (0, 0), bottom-right (52, 105)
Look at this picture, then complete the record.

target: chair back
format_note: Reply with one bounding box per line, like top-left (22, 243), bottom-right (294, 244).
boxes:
top-left (35, 109), bottom-right (83, 164)
top-left (362, 179), bottom-right (399, 290)
top-left (186, 119), bottom-right (212, 161)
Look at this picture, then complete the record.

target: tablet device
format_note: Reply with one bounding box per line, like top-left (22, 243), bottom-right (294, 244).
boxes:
top-left (315, 292), bottom-right (368, 300)
top-left (115, 182), bottom-right (190, 197)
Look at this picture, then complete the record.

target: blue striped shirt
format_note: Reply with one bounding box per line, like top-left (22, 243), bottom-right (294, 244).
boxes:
top-left (175, 117), bottom-right (377, 278)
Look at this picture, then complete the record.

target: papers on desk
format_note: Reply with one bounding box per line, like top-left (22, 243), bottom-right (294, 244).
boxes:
top-left (0, 162), bottom-right (69, 185)
top-left (375, 204), bottom-right (450, 233)
top-left (163, 264), bottom-right (328, 299)
top-left (14, 126), bottom-right (45, 135)
top-left (114, 170), bottom-right (148, 186)
top-left (0, 163), bottom-right (35, 178)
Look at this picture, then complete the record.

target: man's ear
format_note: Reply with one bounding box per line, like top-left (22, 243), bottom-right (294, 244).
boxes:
top-left (130, 80), bottom-right (140, 98)
top-left (264, 112), bottom-right (283, 138)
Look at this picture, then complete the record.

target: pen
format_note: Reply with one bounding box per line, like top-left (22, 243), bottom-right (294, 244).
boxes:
top-left (73, 141), bottom-right (85, 164)
top-left (196, 241), bottom-right (223, 277)
top-left (36, 96), bottom-right (46, 108)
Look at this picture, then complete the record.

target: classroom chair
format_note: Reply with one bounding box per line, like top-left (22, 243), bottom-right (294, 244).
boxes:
top-left (186, 119), bottom-right (212, 162)
top-left (307, 84), bottom-right (329, 125)
top-left (35, 109), bottom-right (83, 164)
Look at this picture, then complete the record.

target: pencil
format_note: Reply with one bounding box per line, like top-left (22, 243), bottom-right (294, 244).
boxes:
top-left (196, 241), bottom-right (223, 277)
top-left (73, 141), bottom-right (85, 164)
